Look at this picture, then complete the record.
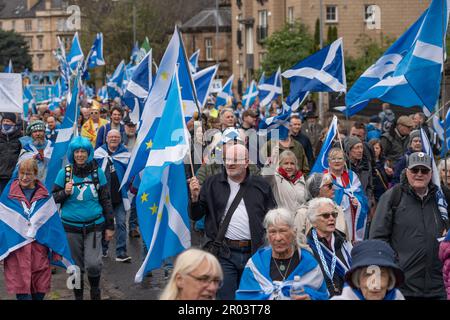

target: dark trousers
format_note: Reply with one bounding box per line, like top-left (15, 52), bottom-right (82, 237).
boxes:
top-left (217, 246), bottom-right (252, 300)
top-left (16, 293), bottom-right (45, 300)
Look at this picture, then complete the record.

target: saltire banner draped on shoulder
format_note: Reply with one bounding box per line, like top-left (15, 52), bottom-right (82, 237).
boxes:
top-left (0, 181), bottom-right (74, 268)
top-left (236, 247), bottom-right (328, 300)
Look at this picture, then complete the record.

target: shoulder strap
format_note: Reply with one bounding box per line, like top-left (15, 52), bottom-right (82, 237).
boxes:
top-left (92, 166), bottom-right (100, 192)
top-left (215, 183), bottom-right (249, 243)
top-left (391, 183), bottom-right (403, 213)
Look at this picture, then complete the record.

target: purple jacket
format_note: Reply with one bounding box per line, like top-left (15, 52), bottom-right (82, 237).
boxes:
top-left (439, 240), bottom-right (450, 300)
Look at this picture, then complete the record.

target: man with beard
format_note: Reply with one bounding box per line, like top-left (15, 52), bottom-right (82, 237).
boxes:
top-left (18, 120), bottom-right (53, 182)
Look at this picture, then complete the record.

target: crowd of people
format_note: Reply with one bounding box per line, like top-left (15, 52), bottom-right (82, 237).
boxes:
top-left (0, 95), bottom-right (449, 301)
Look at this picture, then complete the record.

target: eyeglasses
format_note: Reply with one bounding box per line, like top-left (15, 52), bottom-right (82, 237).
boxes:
top-left (318, 211), bottom-right (338, 219)
top-left (187, 274), bottom-right (223, 288)
top-left (329, 157), bottom-right (344, 163)
top-left (409, 167), bottom-right (431, 175)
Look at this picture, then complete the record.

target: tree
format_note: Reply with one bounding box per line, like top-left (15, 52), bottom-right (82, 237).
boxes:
top-left (326, 26), bottom-right (338, 45)
top-left (314, 18), bottom-right (320, 50)
top-left (0, 30), bottom-right (33, 72)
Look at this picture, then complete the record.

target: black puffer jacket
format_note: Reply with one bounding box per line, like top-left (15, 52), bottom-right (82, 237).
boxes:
top-left (190, 169), bottom-right (276, 254)
top-left (370, 180), bottom-right (447, 299)
top-left (0, 129), bottom-right (22, 180)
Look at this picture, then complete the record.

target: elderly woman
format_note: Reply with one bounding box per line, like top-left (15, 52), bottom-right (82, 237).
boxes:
top-left (236, 208), bottom-right (328, 300)
top-left (294, 173), bottom-right (348, 240)
top-left (52, 136), bottom-right (115, 300)
top-left (332, 240), bottom-right (405, 300)
top-left (306, 198), bottom-right (352, 297)
top-left (262, 150), bottom-right (308, 213)
top-left (160, 248), bottom-right (223, 300)
top-left (324, 147), bottom-right (369, 243)
top-left (1, 159), bottom-right (71, 300)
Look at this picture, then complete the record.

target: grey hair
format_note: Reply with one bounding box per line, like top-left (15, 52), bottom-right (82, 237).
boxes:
top-left (307, 197), bottom-right (337, 224)
top-left (327, 147), bottom-right (344, 160)
top-left (220, 107), bottom-right (236, 120)
top-left (264, 207), bottom-right (310, 250)
top-left (438, 158), bottom-right (450, 172)
top-left (306, 173), bottom-right (333, 198)
top-left (279, 150), bottom-right (298, 169)
top-left (351, 267), bottom-right (396, 291)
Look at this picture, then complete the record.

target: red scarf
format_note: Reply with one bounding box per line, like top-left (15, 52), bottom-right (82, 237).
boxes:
top-left (278, 167), bottom-right (303, 184)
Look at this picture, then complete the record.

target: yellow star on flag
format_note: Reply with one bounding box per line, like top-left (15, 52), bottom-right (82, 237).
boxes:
top-left (161, 71), bottom-right (168, 81)
top-left (150, 203), bottom-right (158, 215)
top-left (141, 192), bottom-right (149, 203)
top-left (146, 140), bottom-right (153, 150)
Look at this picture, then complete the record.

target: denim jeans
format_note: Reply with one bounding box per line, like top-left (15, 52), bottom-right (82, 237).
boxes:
top-left (16, 293), bottom-right (45, 300)
top-left (102, 202), bottom-right (127, 256)
top-left (217, 246), bottom-right (252, 300)
top-left (128, 197), bottom-right (138, 230)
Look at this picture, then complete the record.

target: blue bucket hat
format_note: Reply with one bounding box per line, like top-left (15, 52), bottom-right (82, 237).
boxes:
top-left (67, 136), bottom-right (94, 164)
top-left (345, 240), bottom-right (404, 289)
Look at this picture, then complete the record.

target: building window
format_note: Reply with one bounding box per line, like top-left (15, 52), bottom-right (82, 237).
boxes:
top-left (11, 20), bottom-right (16, 31)
top-left (25, 37), bottom-right (33, 50)
top-left (25, 20), bottom-right (32, 32)
top-left (364, 5), bottom-right (374, 20)
top-left (288, 7), bottom-right (294, 25)
top-left (257, 10), bottom-right (268, 43)
top-left (37, 36), bottom-right (44, 50)
top-left (37, 54), bottom-right (44, 70)
top-left (37, 19), bottom-right (43, 32)
top-left (326, 5), bottom-right (338, 23)
top-left (205, 38), bottom-right (213, 61)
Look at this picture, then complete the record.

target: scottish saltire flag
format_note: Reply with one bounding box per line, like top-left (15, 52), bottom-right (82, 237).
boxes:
top-left (258, 67), bottom-right (282, 108)
top-left (193, 65), bottom-right (218, 108)
top-left (54, 37), bottom-right (70, 93)
top-left (420, 128), bottom-right (448, 221)
top-left (236, 247), bottom-right (328, 300)
top-left (87, 33), bottom-right (105, 69)
top-left (130, 41), bottom-right (140, 65)
top-left (258, 109), bottom-right (292, 140)
top-left (216, 75), bottom-right (234, 107)
top-left (137, 37), bottom-right (151, 63)
top-left (44, 74), bottom-right (80, 191)
top-left (189, 49), bottom-right (200, 73)
top-left (123, 50), bottom-right (153, 124)
top-left (258, 72), bottom-right (265, 86)
top-left (311, 115), bottom-right (338, 173)
top-left (121, 27), bottom-right (181, 188)
top-left (48, 79), bottom-right (62, 111)
top-left (67, 32), bottom-right (84, 72)
top-left (23, 86), bottom-right (36, 120)
top-left (3, 59), bottom-right (13, 73)
top-left (242, 80), bottom-right (259, 109)
top-left (135, 70), bottom-right (191, 282)
top-left (282, 38), bottom-right (346, 107)
top-left (94, 144), bottom-right (132, 211)
top-left (97, 85), bottom-right (109, 101)
top-left (107, 60), bottom-right (126, 99)
top-left (345, 0), bottom-right (450, 116)
top-left (0, 181), bottom-right (74, 268)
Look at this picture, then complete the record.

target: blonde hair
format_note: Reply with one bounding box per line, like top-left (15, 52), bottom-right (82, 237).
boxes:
top-left (18, 158), bottom-right (38, 176)
top-left (159, 248), bottom-right (223, 300)
top-left (279, 150), bottom-right (298, 169)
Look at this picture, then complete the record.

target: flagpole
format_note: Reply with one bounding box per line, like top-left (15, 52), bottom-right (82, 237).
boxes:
top-left (318, 0), bottom-right (324, 124)
top-left (442, 0), bottom-right (448, 187)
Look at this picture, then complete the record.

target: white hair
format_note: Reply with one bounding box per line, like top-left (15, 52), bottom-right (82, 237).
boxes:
top-left (438, 158), bottom-right (450, 172)
top-left (306, 197), bottom-right (337, 224)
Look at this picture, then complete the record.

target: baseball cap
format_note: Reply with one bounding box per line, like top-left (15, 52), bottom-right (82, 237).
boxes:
top-left (407, 152), bottom-right (432, 170)
top-left (397, 115), bottom-right (414, 128)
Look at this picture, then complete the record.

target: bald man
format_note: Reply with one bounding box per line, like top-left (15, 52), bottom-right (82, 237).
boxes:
top-left (189, 143), bottom-right (276, 300)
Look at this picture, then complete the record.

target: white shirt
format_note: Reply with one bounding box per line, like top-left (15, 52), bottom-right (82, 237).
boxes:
top-left (224, 178), bottom-right (251, 240)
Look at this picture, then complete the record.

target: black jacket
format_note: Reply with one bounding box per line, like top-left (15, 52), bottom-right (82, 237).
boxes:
top-left (370, 180), bottom-right (447, 298)
top-left (190, 169), bottom-right (276, 254)
top-left (0, 129), bottom-right (22, 180)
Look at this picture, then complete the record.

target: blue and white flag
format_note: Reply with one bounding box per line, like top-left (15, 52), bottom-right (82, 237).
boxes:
top-left (135, 70), bottom-right (191, 282)
top-left (3, 59), bottom-right (13, 73)
top-left (107, 60), bottom-right (126, 99)
top-left (130, 42), bottom-right (140, 66)
top-left (258, 109), bottom-right (292, 140)
top-left (67, 32), bottom-right (84, 72)
top-left (236, 247), bottom-right (328, 300)
top-left (48, 79), bottom-right (62, 111)
top-left (87, 33), bottom-right (105, 69)
top-left (23, 86), bottom-right (36, 119)
top-left (54, 37), bottom-right (70, 93)
top-left (121, 27), bottom-right (181, 188)
top-left (94, 144), bottom-right (132, 211)
top-left (345, 0), bottom-right (450, 116)
top-left (189, 49), bottom-right (200, 74)
top-left (420, 128), bottom-right (448, 221)
top-left (282, 38), bottom-right (346, 107)
top-left (311, 115), bottom-right (338, 173)
top-left (242, 80), bottom-right (259, 109)
top-left (44, 74), bottom-right (80, 191)
top-left (97, 85), bottom-right (108, 101)
top-left (193, 64), bottom-right (219, 109)
top-left (215, 75), bottom-right (234, 108)
top-left (0, 181), bottom-right (74, 268)
top-left (258, 67), bottom-right (282, 108)
top-left (123, 50), bottom-right (153, 125)
top-left (258, 72), bottom-right (266, 86)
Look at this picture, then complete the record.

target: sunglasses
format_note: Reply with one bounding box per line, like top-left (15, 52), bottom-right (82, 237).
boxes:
top-left (409, 167), bottom-right (430, 175)
top-left (318, 211), bottom-right (338, 219)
